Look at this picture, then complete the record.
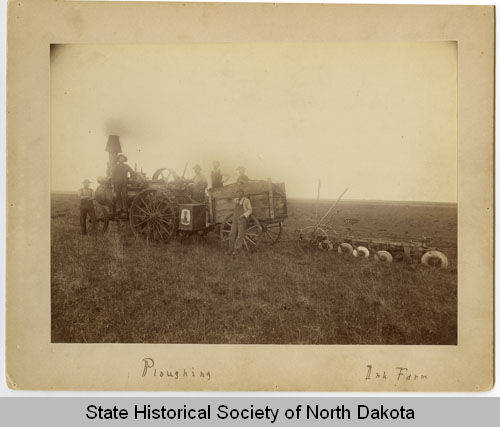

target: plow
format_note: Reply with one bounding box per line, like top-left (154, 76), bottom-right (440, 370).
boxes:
top-left (297, 183), bottom-right (449, 268)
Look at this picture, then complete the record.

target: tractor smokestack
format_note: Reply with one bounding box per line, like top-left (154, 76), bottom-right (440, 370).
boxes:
top-left (105, 135), bottom-right (122, 176)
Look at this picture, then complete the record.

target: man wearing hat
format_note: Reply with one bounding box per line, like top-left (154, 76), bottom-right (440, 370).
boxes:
top-left (111, 153), bottom-right (134, 214)
top-left (190, 164), bottom-right (208, 202)
top-left (236, 166), bottom-right (250, 184)
top-left (210, 160), bottom-right (229, 190)
top-left (78, 179), bottom-right (96, 235)
top-left (227, 186), bottom-right (253, 255)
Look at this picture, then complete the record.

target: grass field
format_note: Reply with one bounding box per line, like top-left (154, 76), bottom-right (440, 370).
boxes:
top-left (51, 193), bottom-right (457, 344)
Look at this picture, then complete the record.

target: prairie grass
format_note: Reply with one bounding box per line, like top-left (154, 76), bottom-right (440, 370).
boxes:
top-left (51, 194), bottom-right (457, 344)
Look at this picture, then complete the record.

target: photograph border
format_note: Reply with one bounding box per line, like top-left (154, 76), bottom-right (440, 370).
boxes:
top-left (6, 0), bottom-right (494, 390)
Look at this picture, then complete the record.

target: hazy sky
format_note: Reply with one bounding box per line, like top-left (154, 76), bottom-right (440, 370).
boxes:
top-left (51, 42), bottom-right (457, 201)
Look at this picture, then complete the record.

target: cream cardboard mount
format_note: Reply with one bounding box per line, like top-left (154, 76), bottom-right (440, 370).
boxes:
top-left (6, 0), bottom-right (494, 390)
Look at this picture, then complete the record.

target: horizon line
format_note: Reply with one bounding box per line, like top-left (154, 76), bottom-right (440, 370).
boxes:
top-left (50, 190), bottom-right (457, 205)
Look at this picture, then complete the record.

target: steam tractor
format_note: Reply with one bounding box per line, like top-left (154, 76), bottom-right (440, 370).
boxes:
top-left (93, 135), bottom-right (287, 249)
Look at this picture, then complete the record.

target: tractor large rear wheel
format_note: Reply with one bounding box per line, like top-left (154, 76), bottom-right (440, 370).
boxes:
top-left (129, 189), bottom-right (177, 243)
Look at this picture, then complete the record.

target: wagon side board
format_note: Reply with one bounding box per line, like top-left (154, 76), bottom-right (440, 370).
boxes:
top-left (209, 180), bottom-right (287, 223)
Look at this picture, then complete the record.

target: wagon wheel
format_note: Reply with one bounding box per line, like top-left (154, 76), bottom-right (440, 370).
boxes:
top-left (129, 189), bottom-right (177, 242)
top-left (93, 204), bottom-right (110, 234)
top-left (260, 221), bottom-right (282, 245)
top-left (220, 213), bottom-right (260, 251)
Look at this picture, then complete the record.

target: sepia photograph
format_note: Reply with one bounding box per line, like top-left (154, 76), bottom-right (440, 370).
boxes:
top-left (50, 41), bottom-right (457, 345)
top-left (6, 0), bottom-right (494, 391)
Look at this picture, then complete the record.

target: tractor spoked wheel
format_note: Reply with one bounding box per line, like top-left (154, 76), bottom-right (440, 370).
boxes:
top-left (129, 189), bottom-right (177, 243)
top-left (151, 167), bottom-right (173, 183)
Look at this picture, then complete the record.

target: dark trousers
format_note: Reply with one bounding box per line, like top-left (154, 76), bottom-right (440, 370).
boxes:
top-left (80, 203), bottom-right (96, 235)
top-left (114, 182), bottom-right (128, 212)
top-left (229, 216), bottom-right (247, 252)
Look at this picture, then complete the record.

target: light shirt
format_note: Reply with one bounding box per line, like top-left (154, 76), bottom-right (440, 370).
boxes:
top-left (78, 187), bottom-right (93, 199)
top-left (234, 197), bottom-right (252, 218)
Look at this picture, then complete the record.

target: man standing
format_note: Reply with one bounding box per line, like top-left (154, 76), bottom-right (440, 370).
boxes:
top-left (191, 164), bottom-right (208, 202)
top-left (227, 187), bottom-right (253, 255)
top-left (210, 160), bottom-right (227, 189)
top-left (78, 179), bottom-right (96, 235)
top-left (236, 166), bottom-right (250, 184)
top-left (111, 153), bottom-right (134, 214)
